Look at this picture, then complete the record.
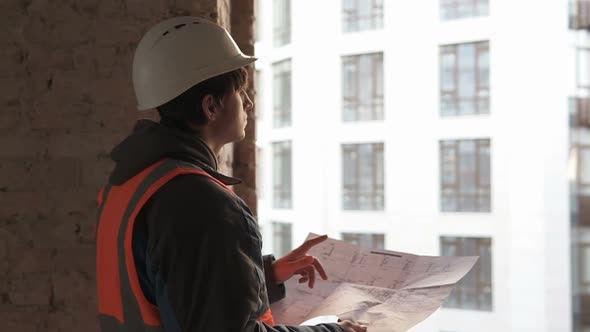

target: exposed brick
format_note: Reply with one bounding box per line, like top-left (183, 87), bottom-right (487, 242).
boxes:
top-left (230, 0), bottom-right (257, 213)
top-left (93, 19), bottom-right (144, 48)
top-left (95, 0), bottom-right (126, 20)
top-left (24, 69), bottom-right (92, 105)
top-left (2, 214), bottom-right (48, 250)
top-left (0, 75), bottom-right (26, 104)
top-left (47, 132), bottom-right (119, 158)
top-left (30, 101), bottom-right (138, 132)
top-left (0, 44), bottom-right (26, 78)
top-left (81, 156), bottom-right (113, 190)
top-left (0, 308), bottom-right (48, 332)
top-left (2, 1), bottom-right (241, 329)
top-left (74, 0), bottom-right (101, 17)
top-left (0, 158), bottom-right (34, 191)
top-left (8, 273), bottom-right (52, 306)
top-left (46, 310), bottom-right (100, 332)
top-left (0, 157), bottom-right (82, 191)
top-left (0, 132), bottom-right (48, 158)
top-left (51, 270), bottom-right (94, 309)
top-left (42, 212), bottom-right (96, 248)
top-left (0, 229), bottom-right (10, 274)
top-left (88, 105), bottom-right (138, 132)
top-left (89, 77), bottom-right (135, 106)
top-left (52, 248), bottom-right (95, 275)
top-left (53, 189), bottom-right (98, 216)
top-left (1, 213), bottom-right (94, 253)
top-left (24, 45), bottom-right (75, 73)
top-left (29, 98), bottom-right (92, 130)
top-left (0, 191), bottom-right (53, 218)
top-left (218, 143), bottom-right (234, 175)
top-left (22, 6), bottom-right (94, 48)
top-left (0, 2), bottom-right (27, 27)
top-left (27, 215), bottom-right (85, 249)
top-left (125, 0), bottom-right (170, 20)
top-left (192, 0), bottom-right (222, 23)
top-left (1, 192), bottom-right (94, 251)
top-left (8, 248), bottom-right (54, 275)
top-left (0, 103), bottom-right (23, 131)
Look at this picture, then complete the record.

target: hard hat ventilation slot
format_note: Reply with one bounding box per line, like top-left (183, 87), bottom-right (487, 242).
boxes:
top-left (162, 23), bottom-right (188, 37)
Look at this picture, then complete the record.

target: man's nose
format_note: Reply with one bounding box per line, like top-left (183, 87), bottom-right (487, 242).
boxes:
top-left (244, 94), bottom-right (253, 111)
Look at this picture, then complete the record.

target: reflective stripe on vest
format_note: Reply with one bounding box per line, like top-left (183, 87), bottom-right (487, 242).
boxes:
top-left (96, 159), bottom-right (274, 331)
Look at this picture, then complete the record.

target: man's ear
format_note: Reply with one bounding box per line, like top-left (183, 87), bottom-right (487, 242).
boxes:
top-left (201, 95), bottom-right (219, 121)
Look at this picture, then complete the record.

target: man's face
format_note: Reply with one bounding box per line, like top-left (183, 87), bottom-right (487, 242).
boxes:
top-left (214, 87), bottom-right (253, 143)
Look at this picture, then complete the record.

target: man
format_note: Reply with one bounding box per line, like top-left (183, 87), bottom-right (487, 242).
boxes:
top-left (95, 16), bottom-right (367, 332)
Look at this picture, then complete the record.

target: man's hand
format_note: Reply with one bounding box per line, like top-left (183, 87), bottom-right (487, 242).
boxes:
top-left (338, 320), bottom-right (367, 332)
top-left (272, 234), bottom-right (329, 288)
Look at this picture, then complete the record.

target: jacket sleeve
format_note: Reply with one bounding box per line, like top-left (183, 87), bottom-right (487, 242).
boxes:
top-left (143, 175), bottom-right (343, 332)
top-left (263, 254), bottom-right (286, 304)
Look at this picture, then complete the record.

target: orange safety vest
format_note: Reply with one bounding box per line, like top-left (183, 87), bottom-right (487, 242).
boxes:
top-left (96, 158), bottom-right (275, 331)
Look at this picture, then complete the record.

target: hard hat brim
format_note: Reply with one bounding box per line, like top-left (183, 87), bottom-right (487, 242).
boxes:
top-left (137, 54), bottom-right (258, 111)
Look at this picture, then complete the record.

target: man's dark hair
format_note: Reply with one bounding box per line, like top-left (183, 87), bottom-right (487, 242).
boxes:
top-left (157, 67), bottom-right (248, 127)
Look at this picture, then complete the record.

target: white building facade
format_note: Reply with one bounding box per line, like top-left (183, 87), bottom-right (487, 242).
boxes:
top-left (254, 0), bottom-right (574, 331)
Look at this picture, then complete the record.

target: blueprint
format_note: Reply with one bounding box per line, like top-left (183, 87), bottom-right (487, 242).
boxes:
top-left (271, 234), bottom-right (478, 332)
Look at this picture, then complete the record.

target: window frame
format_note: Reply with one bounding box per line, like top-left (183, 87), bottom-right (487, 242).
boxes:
top-left (342, 0), bottom-right (384, 33)
top-left (342, 52), bottom-right (384, 122)
top-left (440, 236), bottom-right (493, 311)
top-left (439, 41), bottom-right (490, 116)
top-left (272, 141), bottom-right (292, 209)
top-left (342, 142), bottom-right (385, 210)
top-left (273, 0), bottom-right (291, 47)
top-left (440, 0), bottom-right (489, 21)
top-left (439, 139), bottom-right (491, 213)
top-left (272, 59), bottom-right (292, 128)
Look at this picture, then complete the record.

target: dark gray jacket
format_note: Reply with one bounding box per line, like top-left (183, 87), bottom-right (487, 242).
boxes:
top-left (108, 120), bottom-right (343, 332)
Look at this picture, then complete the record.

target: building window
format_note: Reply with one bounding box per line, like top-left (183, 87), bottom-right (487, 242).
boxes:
top-left (570, 0), bottom-right (590, 30)
top-left (273, 60), bottom-right (292, 128)
top-left (577, 47), bottom-right (590, 92)
top-left (272, 222), bottom-right (292, 257)
top-left (342, 53), bottom-right (384, 122)
top-left (440, 41), bottom-right (489, 116)
top-left (273, 0), bottom-right (291, 47)
top-left (342, 233), bottom-right (385, 249)
top-left (573, 145), bottom-right (590, 226)
top-left (578, 243), bottom-right (590, 292)
top-left (440, 0), bottom-right (488, 21)
top-left (440, 139), bottom-right (491, 212)
top-left (579, 146), bottom-right (590, 190)
top-left (440, 237), bottom-right (492, 311)
top-left (342, 0), bottom-right (384, 32)
top-left (273, 141), bottom-right (292, 209)
top-left (342, 143), bottom-right (384, 210)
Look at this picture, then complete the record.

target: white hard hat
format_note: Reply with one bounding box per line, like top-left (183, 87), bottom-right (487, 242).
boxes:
top-left (132, 16), bottom-right (257, 111)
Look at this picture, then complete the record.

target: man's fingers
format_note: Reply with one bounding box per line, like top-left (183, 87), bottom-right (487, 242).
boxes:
top-left (288, 255), bottom-right (314, 270)
top-left (312, 257), bottom-right (328, 280)
top-left (340, 320), bottom-right (367, 332)
top-left (293, 235), bottom-right (328, 255)
top-left (304, 266), bottom-right (316, 288)
top-left (298, 276), bottom-right (308, 284)
top-left (353, 324), bottom-right (367, 332)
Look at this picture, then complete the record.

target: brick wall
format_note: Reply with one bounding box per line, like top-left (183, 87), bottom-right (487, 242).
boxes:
top-left (231, 0), bottom-right (257, 215)
top-left (0, 0), bottom-right (250, 330)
